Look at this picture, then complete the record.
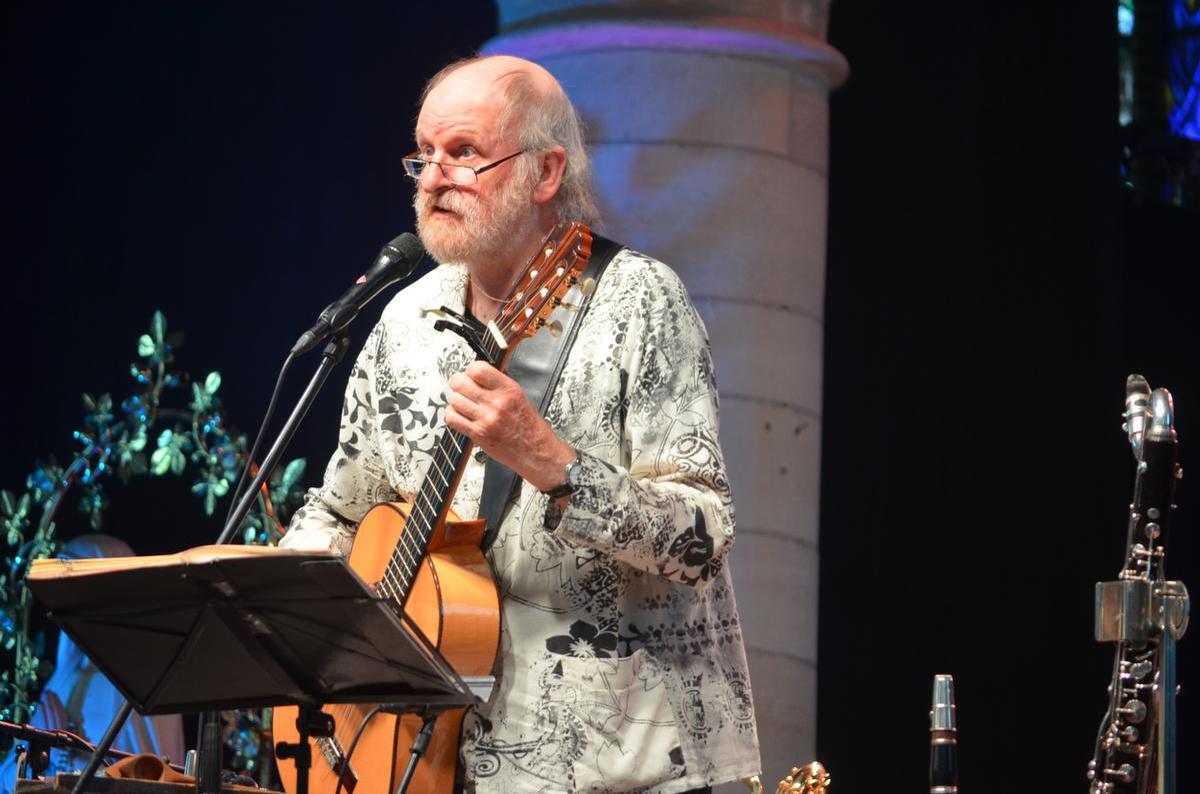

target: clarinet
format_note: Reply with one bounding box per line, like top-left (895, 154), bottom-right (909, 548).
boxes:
top-left (930, 674), bottom-right (958, 794)
top-left (1087, 375), bottom-right (1190, 794)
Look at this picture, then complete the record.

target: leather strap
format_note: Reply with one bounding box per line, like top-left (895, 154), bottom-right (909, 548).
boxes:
top-left (477, 234), bottom-right (623, 551)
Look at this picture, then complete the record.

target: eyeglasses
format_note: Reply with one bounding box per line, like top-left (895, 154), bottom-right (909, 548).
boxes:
top-left (402, 150), bottom-right (526, 186)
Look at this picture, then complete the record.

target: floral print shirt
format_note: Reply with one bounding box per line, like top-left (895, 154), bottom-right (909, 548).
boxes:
top-left (280, 249), bottom-right (761, 792)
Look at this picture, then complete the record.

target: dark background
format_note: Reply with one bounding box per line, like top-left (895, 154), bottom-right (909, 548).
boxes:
top-left (2, 2), bottom-right (1195, 792)
top-left (821, 2), bottom-right (1197, 792)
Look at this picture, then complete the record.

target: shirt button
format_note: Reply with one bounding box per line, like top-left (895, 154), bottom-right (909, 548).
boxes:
top-left (474, 449), bottom-right (488, 463)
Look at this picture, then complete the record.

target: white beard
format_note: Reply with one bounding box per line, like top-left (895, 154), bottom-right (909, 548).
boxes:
top-left (414, 166), bottom-right (543, 270)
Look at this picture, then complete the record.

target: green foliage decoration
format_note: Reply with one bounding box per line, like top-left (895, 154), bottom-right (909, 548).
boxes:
top-left (0, 311), bottom-right (308, 775)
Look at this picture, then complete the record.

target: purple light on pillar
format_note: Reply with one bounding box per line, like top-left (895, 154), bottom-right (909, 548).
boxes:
top-left (483, 21), bottom-right (848, 86)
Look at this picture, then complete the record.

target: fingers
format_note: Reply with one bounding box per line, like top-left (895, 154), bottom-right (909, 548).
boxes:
top-left (444, 364), bottom-right (570, 488)
top-left (449, 363), bottom-right (522, 415)
top-left (448, 372), bottom-right (485, 405)
top-left (445, 403), bottom-right (469, 436)
top-left (463, 360), bottom-right (511, 389)
top-left (445, 402), bottom-right (484, 443)
top-left (446, 388), bottom-right (478, 421)
top-left (447, 362), bottom-right (543, 466)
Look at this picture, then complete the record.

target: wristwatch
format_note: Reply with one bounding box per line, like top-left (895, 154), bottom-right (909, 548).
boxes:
top-left (542, 453), bottom-right (582, 499)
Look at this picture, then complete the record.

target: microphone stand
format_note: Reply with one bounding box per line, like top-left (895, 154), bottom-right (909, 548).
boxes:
top-left (217, 333), bottom-right (350, 545)
top-left (68, 333), bottom-right (353, 794)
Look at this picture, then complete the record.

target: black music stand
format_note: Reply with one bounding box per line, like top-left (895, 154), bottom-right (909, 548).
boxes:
top-left (26, 548), bottom-right (481, 794)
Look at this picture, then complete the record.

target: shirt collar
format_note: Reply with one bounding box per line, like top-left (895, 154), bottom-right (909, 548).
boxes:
top-left (418, 263), bottom-right (470, 315)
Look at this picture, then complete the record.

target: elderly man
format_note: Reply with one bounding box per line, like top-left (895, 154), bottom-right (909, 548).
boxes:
top-left (281, 55), bottom-right (760, 792)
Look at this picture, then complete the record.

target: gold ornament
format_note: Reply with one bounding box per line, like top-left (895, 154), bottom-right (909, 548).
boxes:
top-left (745, 760), bottom-right (830, 794)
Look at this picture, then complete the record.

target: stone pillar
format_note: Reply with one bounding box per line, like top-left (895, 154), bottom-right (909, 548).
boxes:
top-left (485, 2), bottom-right (847, 784)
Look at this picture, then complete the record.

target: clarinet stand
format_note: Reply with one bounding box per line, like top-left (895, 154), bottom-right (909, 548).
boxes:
top-left (1091, 383), bottom-right (1190, 794)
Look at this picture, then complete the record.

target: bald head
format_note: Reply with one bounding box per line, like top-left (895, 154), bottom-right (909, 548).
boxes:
top-left (422, 55), bottom-right (558, 120)
top-left (424, 55), bottom-right (559, 106)
top-left (418, 54), bottom-right (600, 228)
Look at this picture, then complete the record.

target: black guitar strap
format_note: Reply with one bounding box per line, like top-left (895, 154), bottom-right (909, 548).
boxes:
top-left (476, 234), bottom-right (623, 551)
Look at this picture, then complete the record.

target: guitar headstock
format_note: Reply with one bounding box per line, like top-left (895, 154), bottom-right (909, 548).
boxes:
top-left (491, 221), bottom-right (593, 349)
top-left (433, 221), bottom-right (593, 366)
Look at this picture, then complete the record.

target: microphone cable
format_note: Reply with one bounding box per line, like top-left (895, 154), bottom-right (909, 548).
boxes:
top-left (220, 350), bottom-right (297, 543)
top-left (334, 706), bottom-right (384, 794)
top-left (204, 351), bottom-right (298, 776)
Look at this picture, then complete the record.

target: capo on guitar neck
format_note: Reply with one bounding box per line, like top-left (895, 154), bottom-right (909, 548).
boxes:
top-left (433, 305), bottom-right (500, 365)
top-left (432, 305), bottom-right (483, 331)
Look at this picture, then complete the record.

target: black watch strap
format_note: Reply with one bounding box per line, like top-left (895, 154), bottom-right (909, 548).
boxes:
top-left (541, 481), bottom-right (574, 499)
top-left (541, 455), bottom-right (580, 499)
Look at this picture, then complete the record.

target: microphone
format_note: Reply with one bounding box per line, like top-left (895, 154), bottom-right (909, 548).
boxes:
top-left (930, 674), bottom-right (958, 794)
top-left (1124, 374), bottom-right (1151, 459)
top-left (291, 233), bottom-right (425, 355)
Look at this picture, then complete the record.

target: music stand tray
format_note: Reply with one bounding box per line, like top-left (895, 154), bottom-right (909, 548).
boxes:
top-left (26, 545), bottom-right (479, 715)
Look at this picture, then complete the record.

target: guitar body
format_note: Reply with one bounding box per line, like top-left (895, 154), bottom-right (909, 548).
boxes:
top-left (274, 502), bottom-right (500, 794)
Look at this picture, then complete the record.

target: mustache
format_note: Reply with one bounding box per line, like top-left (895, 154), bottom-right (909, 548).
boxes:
top-left (416, 188), bottom-right (473, 215)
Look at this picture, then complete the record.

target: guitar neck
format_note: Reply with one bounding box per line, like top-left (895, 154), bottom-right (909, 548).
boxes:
top-left (378, 325), bottom-right (507, 606)
top-left (375, 220), bottom-right (593, 608)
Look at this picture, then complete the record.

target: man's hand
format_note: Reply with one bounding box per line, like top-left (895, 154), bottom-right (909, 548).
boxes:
top-left (446, 361), bottom-right (575, 491)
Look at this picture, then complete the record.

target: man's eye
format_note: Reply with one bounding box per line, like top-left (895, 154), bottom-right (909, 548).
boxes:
top-left (457, 146), bottom-right (477, 159)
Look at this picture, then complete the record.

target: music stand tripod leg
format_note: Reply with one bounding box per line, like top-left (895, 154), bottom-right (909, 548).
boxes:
top-left (70, 699), bottom-right (133, 794)
top-left (195, 711), bottom-right (223, 794)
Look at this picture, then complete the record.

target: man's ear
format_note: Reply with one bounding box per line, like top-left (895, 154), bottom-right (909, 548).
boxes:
top-left (531, 145), bottom-right (567, 205)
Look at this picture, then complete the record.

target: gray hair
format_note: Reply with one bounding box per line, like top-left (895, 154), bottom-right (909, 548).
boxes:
top-left (421, 56), bottom-right (602, 229)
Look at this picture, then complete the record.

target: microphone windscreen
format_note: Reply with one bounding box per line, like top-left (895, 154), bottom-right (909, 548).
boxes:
top-left (387, 232), bottom-right (425, 265)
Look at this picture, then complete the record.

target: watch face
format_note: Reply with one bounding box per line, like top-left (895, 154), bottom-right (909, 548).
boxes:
top-left (565, 456), bottom-right (583, 486)
top-left (541, 455), bottom-right (582, 499)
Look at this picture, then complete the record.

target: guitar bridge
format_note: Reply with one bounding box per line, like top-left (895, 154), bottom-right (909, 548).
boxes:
top-left (314, 735), bottom-right (358, 793)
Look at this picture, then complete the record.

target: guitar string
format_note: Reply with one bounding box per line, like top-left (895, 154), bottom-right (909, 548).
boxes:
top-left (385, 425), bottom-right (470, 595)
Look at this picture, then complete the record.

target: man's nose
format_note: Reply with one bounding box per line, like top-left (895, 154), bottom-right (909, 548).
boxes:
top-left (420, 161), bottom-right (451, 192)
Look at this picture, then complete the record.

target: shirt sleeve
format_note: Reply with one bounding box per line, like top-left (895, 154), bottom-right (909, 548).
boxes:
top-left (549, 257), bottom-right (736, 589)
top-left (279, 323), bottom-right (398, 556)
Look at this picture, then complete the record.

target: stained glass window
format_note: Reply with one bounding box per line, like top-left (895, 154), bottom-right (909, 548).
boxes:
top-left (1166, 0), bottom-right (1200, 140)
top-left (1119, 1), bottom-right (1136, 129)
top-left (1120, 0), bottom-right (1200, 207)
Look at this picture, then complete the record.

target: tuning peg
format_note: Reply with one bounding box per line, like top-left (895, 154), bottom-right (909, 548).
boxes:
top-left (553, 299), bottom-right (582, 313)
top-left (538, 319), bottom-right (563, 337)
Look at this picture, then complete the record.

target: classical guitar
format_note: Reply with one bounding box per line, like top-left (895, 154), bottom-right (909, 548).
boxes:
top-left (274, 221), bottom-right (594, 794)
